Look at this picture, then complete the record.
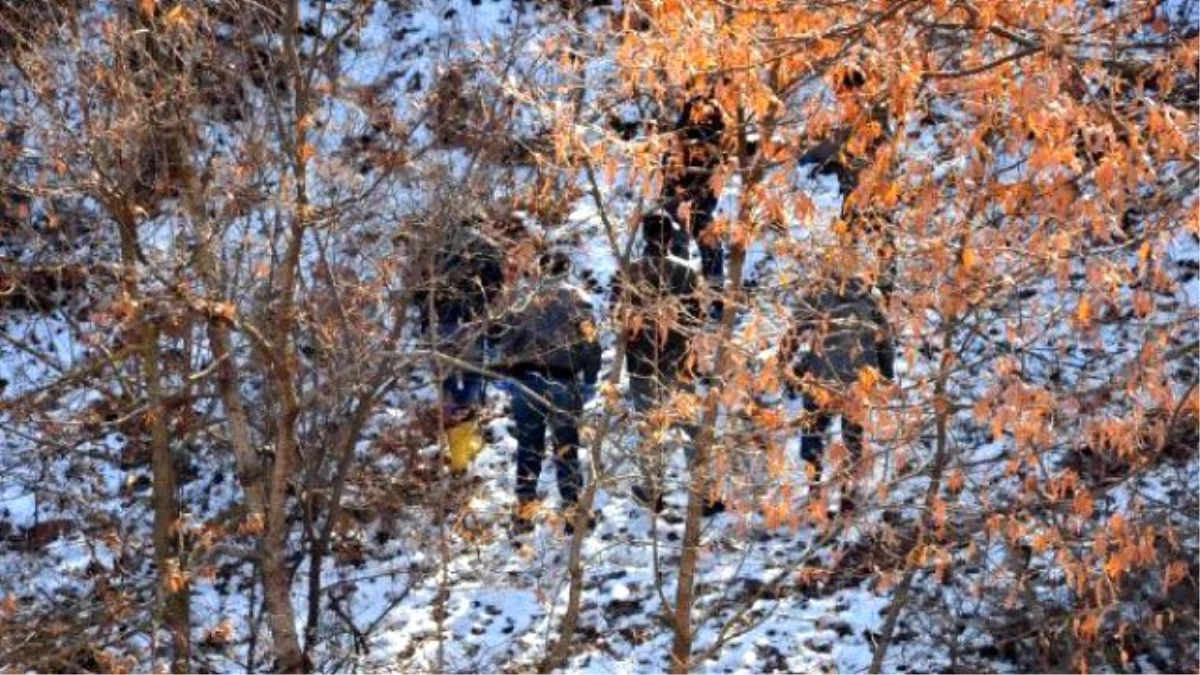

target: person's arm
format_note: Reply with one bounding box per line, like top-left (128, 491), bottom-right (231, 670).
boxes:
top-left (573, 290), bottom-right (603, 386)
top-left (682, 271), bottom-right (704, 331)
top-left (609, 268), bottom-right (625, 314)
top-left (412, 286), bottom-right (431, 336)
top-left (480, 251), bottom-right (504, 306)
top-left (779, 295), bottom-right (821, 393)
top-left (487, 303), bottom-right (528, 378)
top-left (675, 97), bottom-right (694, 134)
top-left (777, 319), bottom-right (800, 368)
top-left (775, 316), bottom-right (805, 398)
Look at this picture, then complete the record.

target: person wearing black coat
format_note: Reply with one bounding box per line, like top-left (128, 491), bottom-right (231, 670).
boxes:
top-left (621, 213), bottom-right (703, 388)
top-left (780, 274), bottom-right (895, 494)
top-left (662, 96), bottom-right (726, 286)
top-left (617, 212), bottom-right (722, 514)
top-left (415, 217), bottom-right (505, 422)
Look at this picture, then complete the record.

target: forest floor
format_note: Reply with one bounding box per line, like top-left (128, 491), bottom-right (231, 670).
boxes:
top-left (0, 0), bottom-right (1195, 672)
top-left (325, 394), bottom-right (919, 674)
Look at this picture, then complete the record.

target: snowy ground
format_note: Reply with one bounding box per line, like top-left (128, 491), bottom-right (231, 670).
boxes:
top-left (0, 0), bottom-right (1195, 672)
top-left (327, 392), bottom-right (897, 674)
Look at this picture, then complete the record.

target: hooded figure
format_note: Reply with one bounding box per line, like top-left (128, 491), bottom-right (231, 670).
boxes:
top-left (415, 216), bottom-right (505, 421)
top-left (781, 275), bottom-right (895, 496)
top-left (662, 96), bottom-right (726, 286)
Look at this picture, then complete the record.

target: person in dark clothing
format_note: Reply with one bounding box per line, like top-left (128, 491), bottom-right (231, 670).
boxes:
top-left (781, 275), bottom-right (895, 492)
top-left (415, 217), bottom-right (505, 422)
top-left (797, 61), bottom-right (891, 196)
top-left (616, 212), bottom-right (723, 515)
top-left (662, 96), bottom-right (726, 286)
top-left (842, 205), bottom-right (899, 299)
top-left (622, 213), bottom-right (703, 391)
top-left (494, 252), bottom-right (602, 533)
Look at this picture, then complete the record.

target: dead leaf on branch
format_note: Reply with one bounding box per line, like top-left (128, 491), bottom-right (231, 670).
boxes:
top-left (211, 301), bottom-right (237, 322)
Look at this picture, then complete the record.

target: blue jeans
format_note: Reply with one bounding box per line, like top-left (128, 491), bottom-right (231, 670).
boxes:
top-left (437, 320), bottom-right (486, 418)
top-left (512, 373), bottom-right (583, 505)
top-left (442, 370), bottom-right (485, 418)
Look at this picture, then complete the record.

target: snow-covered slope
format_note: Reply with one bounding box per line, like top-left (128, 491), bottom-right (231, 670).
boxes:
top-left (0, 0), bottom-right (1196, 673)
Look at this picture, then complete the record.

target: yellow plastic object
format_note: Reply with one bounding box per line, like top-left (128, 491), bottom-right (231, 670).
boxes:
top-left (446, 418), bottom-right (484, 472)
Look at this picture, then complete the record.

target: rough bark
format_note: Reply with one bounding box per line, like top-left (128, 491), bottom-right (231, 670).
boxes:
top-left (668, 247), bottom-right (745, 673)
top-left (145, 322), bottom-right (192, 674)
top-left (118, 210), bottom-right (191, 673)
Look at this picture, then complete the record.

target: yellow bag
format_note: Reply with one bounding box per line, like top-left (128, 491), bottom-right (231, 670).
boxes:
top-left (446, 418), bottom-right (484, 472)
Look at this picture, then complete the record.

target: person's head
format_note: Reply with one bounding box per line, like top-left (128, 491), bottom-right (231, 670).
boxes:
top-left (822, 263), bottom-right (871, 297)
top-left (461, 209), bottom-right (486, 229)
top-left (640, 211), bottom-right (677, 256)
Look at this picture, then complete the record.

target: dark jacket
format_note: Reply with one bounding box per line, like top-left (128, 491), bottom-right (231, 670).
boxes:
top-left (616, 252), bottom-right (703, 380)
top-left (415, 226), bottom-right (504, 334)
top-left (494, 282), bottom-right (601, 384)
top-left (662, 97), bottom-right (725, 233)
top-left (676, 96), bottom-right (725, 143)
top-left (782, 279), bottom-right (895, 386)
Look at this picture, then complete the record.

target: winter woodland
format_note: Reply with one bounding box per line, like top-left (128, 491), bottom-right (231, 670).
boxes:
top-left (0, 0), bottom-right (1197, 673)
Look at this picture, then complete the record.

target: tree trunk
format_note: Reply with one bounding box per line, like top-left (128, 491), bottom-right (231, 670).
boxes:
top-left (304, 316), bottom-right (408, 662)
top-left (209, 318), bottom-right (308, 673)
top-left (109, 11), bottom-right (194, 667)
top-left (669, 83), bottom-right (779, 673)
top-left (115, 207), bottom-right (191, 672)
top-left (539, 150), bottom-right (637, 674)
top-left (263, 3), bottom-right (312, 669)
top-left (145, 323), bottom-right (192, 674)
top-left (869, 313), bottom-right (956, 673)
top-left (668, 248), bottom-right (745, 674)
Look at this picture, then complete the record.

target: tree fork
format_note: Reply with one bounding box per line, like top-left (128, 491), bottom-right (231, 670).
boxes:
top-left (667, 246), bottom-right (746, 673)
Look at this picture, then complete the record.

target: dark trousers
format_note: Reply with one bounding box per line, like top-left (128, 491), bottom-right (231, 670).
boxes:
top-left (512, 373), bottom-right (583, 505)
top-left (800, 397), bottom-right (863, 473)
top-left (437, 321), bottom-right (486, 419)
top-left (698, 240), bottom-right (724, 286)
top-left (442, 370), bottom-right (485, 419)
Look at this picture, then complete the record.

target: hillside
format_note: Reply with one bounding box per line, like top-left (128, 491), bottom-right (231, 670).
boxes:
top-left (0, 0), bottom-right (1196, 673)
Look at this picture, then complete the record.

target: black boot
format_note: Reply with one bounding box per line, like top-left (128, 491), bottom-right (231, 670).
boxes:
top-left (562, 505), bottom-right (597, 536)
